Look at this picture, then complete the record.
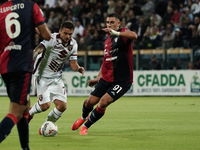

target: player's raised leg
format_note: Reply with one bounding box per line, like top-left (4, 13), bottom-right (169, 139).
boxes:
top-left (46, 79), bottom-right (67, 123)
top-left (79, 93), bottom-right (113, 135)
top-left (28, 77), bottom-right (51, 123)
top-left (28, 101), bottom-right (50, 123)
top-left (71, 99), bottom-right (93, 130)
top-left (79, 105), bottom-right (106, 135)
top-left (72, 94), bottom-right (101, 131)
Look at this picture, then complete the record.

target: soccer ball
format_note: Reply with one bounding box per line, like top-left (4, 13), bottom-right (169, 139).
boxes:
top-left (40, 121), bottom-right (58, 137)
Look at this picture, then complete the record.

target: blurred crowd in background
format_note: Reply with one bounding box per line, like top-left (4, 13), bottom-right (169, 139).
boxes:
top-left (1, 0), bottom-right (200, 70)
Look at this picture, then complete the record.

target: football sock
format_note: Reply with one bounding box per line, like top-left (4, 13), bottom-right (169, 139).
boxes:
top-left (17, 112), bottom-right (29, 150)
top-left (29, 102), bottom-right (42, 116)
top-left (82, 100), bottom-right (93, 119)
top-left (0, 114), bottom-right (18, 143)
top-left (84, 105), bottom-right (106, 128)
top-left (47, 108), bottom-right (63, 122)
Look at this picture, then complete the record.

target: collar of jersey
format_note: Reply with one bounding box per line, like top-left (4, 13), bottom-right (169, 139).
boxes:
top-left (56, 34), bottom-right (71, 47)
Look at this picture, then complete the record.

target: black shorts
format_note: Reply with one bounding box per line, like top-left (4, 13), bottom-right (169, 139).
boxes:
top-left (1, 71), bottom-right (32, 105)
top-left (91, 78), bottom-right (131, 101)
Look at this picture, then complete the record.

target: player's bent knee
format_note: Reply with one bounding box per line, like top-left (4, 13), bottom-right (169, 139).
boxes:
top-left (98, 102), bottom-right (108, 108)
top-left (86, 101), bottom-right (94, 108)
top-left (9, 103), bottom-right (27, 121)
top-left (40, 102), bottom-right (50, 111)
top-left (54, 100), bottom-right (66, 112)
top-left (56, 103), bottom-right (67, 112)
top-left (87, 96), bottom-right (100, 108)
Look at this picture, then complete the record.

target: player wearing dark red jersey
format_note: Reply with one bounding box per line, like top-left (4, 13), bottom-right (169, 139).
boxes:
top-left (71, 13), bottom-right (137, 135)
top-left (0, 0), bottom-right (51, 149)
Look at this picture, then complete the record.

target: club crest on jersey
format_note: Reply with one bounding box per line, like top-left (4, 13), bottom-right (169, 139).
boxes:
top-left (67, 45), bottom-right (73, 51)
top-left (38, 95), bottom-right (43, 101)
top-left (115, 37), bottom-right (118, 42)
top-left (104, 49), bottom-right (111, 56)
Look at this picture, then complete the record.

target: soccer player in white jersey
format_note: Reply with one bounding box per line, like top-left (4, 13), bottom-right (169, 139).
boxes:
top-left (28, 21), bottom-right (84, 130)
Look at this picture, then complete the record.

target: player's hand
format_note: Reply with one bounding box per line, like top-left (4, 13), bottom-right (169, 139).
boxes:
top-left (78, 67), bottom-right (84, 76)
top-left (102, 28), bottom-right (120, 36)
top-left (88, 79), bottom-right (98, 87)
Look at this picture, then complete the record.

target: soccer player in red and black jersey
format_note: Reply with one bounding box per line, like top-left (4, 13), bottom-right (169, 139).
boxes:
top-left (0, 0), bottom-right (51, 148)
top-left (71, 13), bottom-right (137, 135)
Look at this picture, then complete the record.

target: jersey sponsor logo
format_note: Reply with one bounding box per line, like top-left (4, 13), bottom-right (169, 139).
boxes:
top-left (105, 56), bottom-right (118, 61)
top-left (54, 45), bottom-right (61, 49)
top-left (104, 49), bottom-right (111, 56)
top-left (54, 45), bottom-right (65, 52)
top-left (110, 48), bottom-right (119, 54)
top-left (0, 3), bottom-right (24, 13)
top-left (104, 47), bottom-right (119, 56)
top-left (4, 42), bottom-right (22, 51)
top-left (67, 45), bottom-right (73, 51)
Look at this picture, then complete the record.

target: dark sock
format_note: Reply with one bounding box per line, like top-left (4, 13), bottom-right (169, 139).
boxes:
top-left (17, 112), bottom-right (29, 150)
top-left (84, 106), bottom-right (106, 128)
top-left (82, 100), bottom-right (93, 118)
top-left (0, 114), bottom-right (18, 143)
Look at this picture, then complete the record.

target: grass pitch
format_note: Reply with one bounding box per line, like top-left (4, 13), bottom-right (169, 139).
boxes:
top-left (0, 96), bottom-right (200, 150)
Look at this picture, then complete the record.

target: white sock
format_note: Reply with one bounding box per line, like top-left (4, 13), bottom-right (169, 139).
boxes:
top-left (47, 108), bottom-right (63, 122)
top-left (29, 102), bottom-right (42, 116)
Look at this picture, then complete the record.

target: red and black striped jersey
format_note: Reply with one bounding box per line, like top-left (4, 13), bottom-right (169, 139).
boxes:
top-left (101, 27), bottom-right (133, 83)
top-left (0, 0), bottom-right (45, 74)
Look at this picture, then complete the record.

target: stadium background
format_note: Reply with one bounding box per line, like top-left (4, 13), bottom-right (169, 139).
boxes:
top-left (1, 0), bottom-right (200, 70)
top-left (0, 1), bottom-right (200, 150)
top-left (1, 0), bottom-right (200, 96)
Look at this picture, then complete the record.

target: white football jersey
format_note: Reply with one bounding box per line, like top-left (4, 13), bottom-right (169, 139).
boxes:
top-left (33, 33), bottom-right (78, 78)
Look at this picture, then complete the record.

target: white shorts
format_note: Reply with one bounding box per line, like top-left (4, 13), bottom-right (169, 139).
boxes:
top-left (35, 77), bottom-right (67, 105)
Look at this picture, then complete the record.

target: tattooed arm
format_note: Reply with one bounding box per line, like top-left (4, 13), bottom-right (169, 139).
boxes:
top-left (33, 44), bottom-right (46, 60)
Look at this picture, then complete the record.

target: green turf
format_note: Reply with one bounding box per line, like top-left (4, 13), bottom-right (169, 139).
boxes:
top-left (0, 96), bottom-right (200, 150)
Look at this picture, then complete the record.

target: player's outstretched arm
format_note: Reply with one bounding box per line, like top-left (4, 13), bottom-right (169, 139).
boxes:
top-left (102, 28), bottom-right (137, 40)
top-left (33, 44), bottom-right (45, 60)
top-left (37, 23), bottom-right (51, 41)
top-left (70, 60), bottom-right (84, 76)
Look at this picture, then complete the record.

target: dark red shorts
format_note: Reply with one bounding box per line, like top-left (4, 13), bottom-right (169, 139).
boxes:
top-left (1, 71), bottom-right (32, 105)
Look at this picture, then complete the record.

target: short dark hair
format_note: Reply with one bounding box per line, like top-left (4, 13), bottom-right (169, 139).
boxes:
top-left (60, 21), bottom-right (75, 30)
top-left (107, 13), bottom-right (121, 21)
